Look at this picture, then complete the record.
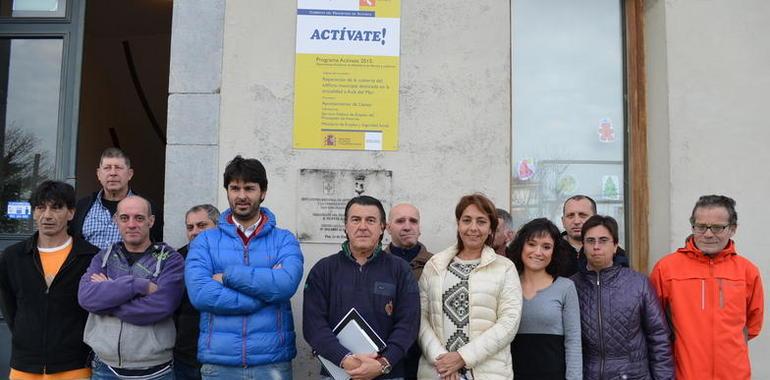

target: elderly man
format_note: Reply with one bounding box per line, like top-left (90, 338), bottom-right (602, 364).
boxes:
top-left (385, 203), bottom-right (433, 279)
top-left (304, 195), bottom-right (420, 380)
top-left (0, 181), bottom-right (99, 380)
top-left (650, 195), bottom-right (764, 380)
top-left (174, 204), bottom-right (220, 380)
top-left (71, 147), bottom-right (163, 249)
top-left (560, 195), bottom-right (627, 276)
top-left (78, 195), bottom-right (184, 380)
top-left (384, 203), bottom-right (432, 379)
top-left (492, 208), bottom-right (515, 256)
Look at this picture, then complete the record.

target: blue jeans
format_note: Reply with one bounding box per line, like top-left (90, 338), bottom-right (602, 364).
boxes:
top-left (200, 362), bottom-right (292, 380)
top-left (173, 360), bottom-right (201, 380)
top-left (91, 357), bottom-right (174, 380)
top-left (321, 377), bottom-right (404, 380)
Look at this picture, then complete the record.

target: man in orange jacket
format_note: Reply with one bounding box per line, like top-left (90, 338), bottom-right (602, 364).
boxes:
top-left (650, 195), bottom-right (764, 380)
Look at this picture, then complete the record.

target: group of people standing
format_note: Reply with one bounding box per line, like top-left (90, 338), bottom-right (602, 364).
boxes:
top-left (0, 149), bottom-right (764, 380)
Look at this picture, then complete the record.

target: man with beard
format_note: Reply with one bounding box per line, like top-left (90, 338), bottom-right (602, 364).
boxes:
top-left (185, 156), bottom-right (304, 379)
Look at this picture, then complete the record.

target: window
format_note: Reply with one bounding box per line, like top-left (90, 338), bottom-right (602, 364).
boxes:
top-left (510, 0), bottom-right (647, 267)
top-left (0, 0), bottom-right (67, 18)
top-left (0, 0), bottom-right (83, 243)
top-left (0, 38), bottom-right (62, 234)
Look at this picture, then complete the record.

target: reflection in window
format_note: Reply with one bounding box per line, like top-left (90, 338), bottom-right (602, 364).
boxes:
top-left (0, 38), bottom-right (62, 234)
top-left (511, 0), bottom-right (626, 245)
top-left (0, 0), bottom-right (65, 18)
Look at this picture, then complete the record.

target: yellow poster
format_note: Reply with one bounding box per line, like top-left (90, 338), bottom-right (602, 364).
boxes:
top-left (294, 0), bottom-right (400, 151)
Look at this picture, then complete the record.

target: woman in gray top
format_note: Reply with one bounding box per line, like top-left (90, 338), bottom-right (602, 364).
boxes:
top-left (507, 218), bottom-right (582, 380)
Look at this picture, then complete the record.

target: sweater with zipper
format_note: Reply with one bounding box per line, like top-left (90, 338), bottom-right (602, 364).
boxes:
top-left (650, 237), bottom-right (764, 380)
top-left (78, 242), bottom-right (184, 369)
top-left (0, 234), bottom-right (98, 374)
top-left (303, 242), bottom-right (420, 379)
top-left (185, 207), bottom-right (304, 367)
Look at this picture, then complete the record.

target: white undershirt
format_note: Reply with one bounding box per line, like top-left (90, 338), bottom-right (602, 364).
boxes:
top-left (233, 214), bottom-right (262, 238)
top-left (38, 237), bottom-right (73, 252)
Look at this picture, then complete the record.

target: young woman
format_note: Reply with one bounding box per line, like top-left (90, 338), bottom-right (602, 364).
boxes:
top-left (507, 218), bottom-right (582, 380)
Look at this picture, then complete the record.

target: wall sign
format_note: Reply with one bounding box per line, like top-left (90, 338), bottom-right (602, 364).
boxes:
top-left (297, 169), bottom-right (392, 243)
top-left (294, 0), bottom-right (401, 151)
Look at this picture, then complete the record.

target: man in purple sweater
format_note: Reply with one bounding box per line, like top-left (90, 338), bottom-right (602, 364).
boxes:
top-left (78, 195), bottom-right (184, 380)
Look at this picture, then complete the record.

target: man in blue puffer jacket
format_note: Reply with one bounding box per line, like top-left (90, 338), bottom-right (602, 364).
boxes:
top-left (185, 156), bottom-right (304, 379)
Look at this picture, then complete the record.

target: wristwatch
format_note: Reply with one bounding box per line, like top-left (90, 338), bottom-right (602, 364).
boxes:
top-left (377, 356), bottom-right (392, 374)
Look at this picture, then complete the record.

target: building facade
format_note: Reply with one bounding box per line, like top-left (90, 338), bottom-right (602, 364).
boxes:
top-left (1, 0), bottom-right (768, 378)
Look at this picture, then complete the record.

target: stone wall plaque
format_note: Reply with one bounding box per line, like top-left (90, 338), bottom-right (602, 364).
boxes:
top-left (297, 169), bottom-right (392, 243)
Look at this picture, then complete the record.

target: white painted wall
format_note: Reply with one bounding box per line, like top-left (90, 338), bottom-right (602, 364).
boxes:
top-left (646, 0), bottom-right (770, 377)
top-left (216, 0), bottom-right (511, 376)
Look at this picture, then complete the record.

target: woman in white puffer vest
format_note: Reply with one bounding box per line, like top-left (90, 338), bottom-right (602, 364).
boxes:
top-left (418, 193), bottom-right (522, 380)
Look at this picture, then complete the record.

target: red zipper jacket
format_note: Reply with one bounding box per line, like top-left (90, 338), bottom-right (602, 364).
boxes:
top-left (650, 237), bottom-right (764, 380)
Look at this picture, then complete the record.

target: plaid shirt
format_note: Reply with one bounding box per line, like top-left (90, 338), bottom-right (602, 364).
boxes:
top-left (81, 190), bottom-right (130, 250)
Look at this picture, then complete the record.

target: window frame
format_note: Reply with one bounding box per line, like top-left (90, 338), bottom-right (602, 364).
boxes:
top-left (0, 0), bottom-right (84, 246)
top-left (624, 0), bottom-right (648, 272)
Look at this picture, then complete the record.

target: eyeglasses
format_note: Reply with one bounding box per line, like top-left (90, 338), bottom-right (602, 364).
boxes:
top-left (691, 224), bottom-right (731, 234)
top-left (584, 237), bottom-right (612, 246)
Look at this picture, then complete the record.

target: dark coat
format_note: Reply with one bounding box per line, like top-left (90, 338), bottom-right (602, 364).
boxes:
top-left (0, 234), bottom-right (99, 373)
top-left (384, 242), bottom-right (433, 282)
top-left (173, 244), bottom-right (200, 368)
top-left (303, 247), bottom-right (420, 379)
top-left (384, 242), bottom-right (433, 379)
top-left (571, 265), bottom-right (674, 380)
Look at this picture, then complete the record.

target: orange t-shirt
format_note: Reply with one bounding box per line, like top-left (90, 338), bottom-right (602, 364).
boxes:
top-left (9, 368), bottom-right (91, 380)
top-left (38, 239), bottom-right (72, 287)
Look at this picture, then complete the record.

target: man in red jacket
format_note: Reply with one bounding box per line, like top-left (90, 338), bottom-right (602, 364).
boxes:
top-left (650, 195), bottom-right (764, 380)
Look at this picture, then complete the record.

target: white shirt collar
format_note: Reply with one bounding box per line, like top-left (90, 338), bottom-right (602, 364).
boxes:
top-left (233, 214), bottom-right (262, 238)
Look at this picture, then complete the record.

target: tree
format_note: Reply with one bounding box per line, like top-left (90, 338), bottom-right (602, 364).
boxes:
top-left (0, 124), bottom-right (51, 233)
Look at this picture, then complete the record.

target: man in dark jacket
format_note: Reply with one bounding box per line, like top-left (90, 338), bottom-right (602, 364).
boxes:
top-left (560, 195), bottom-right (628, 276)
top-left (304, 196), bottom-right (420, 380)
top-left (384, 203), bottom-right (432, 379)
top-left (571, 215), bottom-right (673, 380)
top-left (70, 147), bottom-right (163, 250)
top-left (174, 204), bottom-right (219, 380)
top-left (0, 181), bottom-right (99, 379)
top-left (492, 208), bottom-right (516, 256)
